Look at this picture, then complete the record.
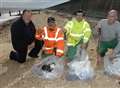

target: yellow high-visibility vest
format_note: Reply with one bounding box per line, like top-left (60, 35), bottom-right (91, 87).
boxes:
top-left (64, 18), bottom-right (91, 46)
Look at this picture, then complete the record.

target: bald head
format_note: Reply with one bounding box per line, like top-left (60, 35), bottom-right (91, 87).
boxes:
top-left (107, 10), bottom-right (118, 24)
top-left (108, 10), bottom-right (118, 16)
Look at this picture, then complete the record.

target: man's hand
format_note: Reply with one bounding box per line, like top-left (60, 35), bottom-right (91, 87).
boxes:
top-left (106, 49), bottom-right (115, 61)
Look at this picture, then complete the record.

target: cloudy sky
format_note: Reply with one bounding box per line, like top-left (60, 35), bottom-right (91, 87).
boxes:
top-left (1, 0), bottom-right (33, 2)
top-left (1, 0), bottom-right (58, 2)
top-left (0, 0), bottom-right (70, 9)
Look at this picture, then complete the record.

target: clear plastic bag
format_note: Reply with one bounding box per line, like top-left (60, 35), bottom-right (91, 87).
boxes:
top-left (66, 47), bottom-right (94, 80)
top-left (104, 54), bottom-right (120, 76)
top-left (32, 55), bottom-right (64, 80)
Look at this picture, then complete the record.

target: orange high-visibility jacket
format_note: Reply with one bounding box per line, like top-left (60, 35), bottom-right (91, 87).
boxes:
top-left (36, 26), bottom-right (64, 57)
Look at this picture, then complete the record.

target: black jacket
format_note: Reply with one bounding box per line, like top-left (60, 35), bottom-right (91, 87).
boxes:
top-left (11, 17), bottom-right (36, 50)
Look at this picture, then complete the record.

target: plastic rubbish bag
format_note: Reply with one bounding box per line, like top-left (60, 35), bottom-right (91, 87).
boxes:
top-left (66, 47), bottom-right (94, 80)
top-left (32, 55), bottom-right (64, 80)
top-left (104, 54), bottom-right (120, 76)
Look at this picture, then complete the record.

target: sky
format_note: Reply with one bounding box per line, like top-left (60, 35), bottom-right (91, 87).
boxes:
top-left (0, 0), bottom-right (70, 9)
top-left (1, 0), bottom-right (63, 2)
top-left (1, 0), bottom-right (33, 2)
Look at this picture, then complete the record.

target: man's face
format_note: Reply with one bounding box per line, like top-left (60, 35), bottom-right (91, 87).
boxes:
top-left (107, 11), bottom-right (118, 24)
top-left (23, 11), bottom-right (32, 24)
top-left (75, 13), bottom-right (84, 21)
top-left (48, 22), bottom-right (56, 30)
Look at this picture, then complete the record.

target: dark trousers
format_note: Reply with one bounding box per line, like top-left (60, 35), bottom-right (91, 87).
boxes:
top-left (28, 39), bottom-right (44, 57)
top-left (10, 39), bottom-right (44, 63)
top-left (10, 47), bottom-right (28, 63)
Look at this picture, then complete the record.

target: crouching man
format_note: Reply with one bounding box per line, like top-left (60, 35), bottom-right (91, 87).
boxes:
top-left (30, 17), bottom-right (64, 58)
top-left (10, 10), bottom-right (36, 63)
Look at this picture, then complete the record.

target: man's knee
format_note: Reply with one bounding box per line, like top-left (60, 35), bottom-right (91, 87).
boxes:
top-left (10, 48), bottom-right (27, 62)
top-left (9, 51), bottom-right (17, 60)
top-left (66, 46), bottom-right (77, 61)
top-left (97, 47), bottom-right (107, 57)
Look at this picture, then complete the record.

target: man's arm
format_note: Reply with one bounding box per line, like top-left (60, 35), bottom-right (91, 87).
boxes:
top-left (31, 22), bottom-right (36, 37)
top-left (25, 22), bottom-right (36, 45)
top-left (11, 22), bottom-right (24, 49)
top-left (64, 21), bottom-right (73, 36)
top-left (56, 29), bottom-right (64, 57)
top-left (11, 23), bottom-right (21, 41)
top-left (35, 27), bottom-right (44, 40)
top-left (95, 20), bottom-right (102, 38)
top-left (114, 27), bottom-right (120, 55)
top-left (83, 23), bottom-right (91, 43)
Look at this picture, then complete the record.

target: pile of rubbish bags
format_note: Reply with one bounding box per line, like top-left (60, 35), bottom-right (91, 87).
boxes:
top-left (32, 55), bottom-right (64, 80)
top-left (104, 54), bottom-right (120, 76)
top-left (32, 46), bottom-right (95, 80)
top-left (66, 47), bottom-right (95, 80)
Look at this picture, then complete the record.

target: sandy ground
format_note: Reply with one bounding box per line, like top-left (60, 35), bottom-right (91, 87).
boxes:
top-left (0, 12), bottom-right (120, 88)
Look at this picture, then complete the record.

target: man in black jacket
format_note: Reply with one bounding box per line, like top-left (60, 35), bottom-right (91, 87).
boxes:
top-left (10, 10), bottom-right (36, 63)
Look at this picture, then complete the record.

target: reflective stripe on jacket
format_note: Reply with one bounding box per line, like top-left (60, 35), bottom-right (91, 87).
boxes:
top-left (36, 26), bottom-right (64, 57)
top-left (64, 18), bottom-right (91, 46)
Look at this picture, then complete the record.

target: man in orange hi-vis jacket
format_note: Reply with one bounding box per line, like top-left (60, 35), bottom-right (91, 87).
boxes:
top-left (29, 17), bottom-right (64, 57)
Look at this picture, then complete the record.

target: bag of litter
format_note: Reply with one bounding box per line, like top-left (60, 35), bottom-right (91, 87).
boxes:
top-left (104, 54), bottom-right (120, 76)
top-left (66, 47), bottom-right (94, 80)
top-left (32, 55), bottom-right (64, 80)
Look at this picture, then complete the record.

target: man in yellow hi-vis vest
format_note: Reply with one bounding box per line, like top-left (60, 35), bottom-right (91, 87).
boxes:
top-left (64, 10), bottom-right (91, 61)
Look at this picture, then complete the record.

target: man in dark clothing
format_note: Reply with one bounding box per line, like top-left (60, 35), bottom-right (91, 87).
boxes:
top-left (10, 10), bottom-right (36, 63)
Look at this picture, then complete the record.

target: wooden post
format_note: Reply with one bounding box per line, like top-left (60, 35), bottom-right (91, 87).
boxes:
top-left (18, 10), bottom-right (21, 15)
top-left (9, 11), bottom-right (11, 16)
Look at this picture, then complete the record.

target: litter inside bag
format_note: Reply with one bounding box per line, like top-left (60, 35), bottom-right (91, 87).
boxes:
top-left (66, 47), bottom-right (94, 80)
top-left (104, 54), bottom-right (120, 76)
top-left (32, 55), bottom-right (64, 80)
